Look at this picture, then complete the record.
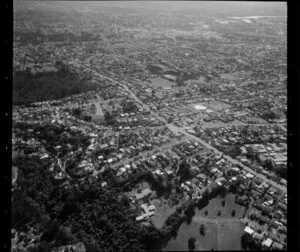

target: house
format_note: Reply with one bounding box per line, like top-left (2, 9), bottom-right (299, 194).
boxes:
top-left (148, 205), bottom-right (156, 212)
top-left (269, 220), bottom-right (279, 229)
top-left (262, 238), bottom-right (273, 248)
top-left (253, 232), bottom-right (264, 242)
top-left (277, 202), bottom-right (287, 212)
top-left (250, 190), bottom-right (260, 200)
top-left (280, 218), bottom-right (287, 226)
top-left (236, 195), bottom-right (249, 206)
top-left (262, 205), bottom-right (273, 215)
top-left (136, 215), bottom-right (145, 222)
top-left (272, 241), bottom-right (283, 250)
top-left (278, 226), bottom-right (287, 234)
top-left (244, 226), bottom-right (254, 236)
top-left (256, 214), bottom-right (269, 225)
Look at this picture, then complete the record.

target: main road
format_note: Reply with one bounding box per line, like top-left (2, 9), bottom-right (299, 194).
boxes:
top-left (76, 62), bottom-right (286, 193)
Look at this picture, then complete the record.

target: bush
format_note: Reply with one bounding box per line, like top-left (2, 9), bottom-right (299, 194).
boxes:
top-left (188, 237), bottom-right (196, 251)
top-left (199, 224), bottom-right (206, 236)
top-left (231, 210), bottom-right (236, 217)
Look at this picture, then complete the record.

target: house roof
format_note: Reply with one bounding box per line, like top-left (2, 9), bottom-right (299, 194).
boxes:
top-left (262, 238), bottom-right (273, 247)
top-left (272, 242), bottom-right (283, 250)
top-left (244, 226), bottom-right (254, 235)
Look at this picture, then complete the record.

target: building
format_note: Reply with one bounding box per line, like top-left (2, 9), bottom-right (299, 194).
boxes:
top-left (244, 226), bottom-right (254, 236)
top-left (262, 238), bottom-right (273, 248)
top-left (271, 242), bottom-right (283, 250)
top-left (163, 74), bottom-right (177, 82)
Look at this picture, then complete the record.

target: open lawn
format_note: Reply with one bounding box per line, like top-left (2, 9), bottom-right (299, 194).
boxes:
top-left (197, 193), bottom-right (246, 219)
top-left (150, 77), bottom-right (174, 89)
top-left (150, 198), bottom-right (177, 229)
top-left (163, 218), bottom-right (218, 251)
top-left (162, 193), bottom-right (246, 251)
top-left (218, 221), bottom-right (245, 250)
top-left (163, 211), bottom-right (245, 251)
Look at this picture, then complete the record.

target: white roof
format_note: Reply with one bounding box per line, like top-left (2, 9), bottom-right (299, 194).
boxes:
top-left (136, 215), bottom-right (145, 221)
top-left (120, 167), bottom-right (126, 173)
top-left (194, 104), bottom-right (207, 110)
top-left (262, 238), bottom-right (273, 247)
top-left (244, 226), bottom-right (254, 235)
top-left (148, 205), bottom-right (156, 211)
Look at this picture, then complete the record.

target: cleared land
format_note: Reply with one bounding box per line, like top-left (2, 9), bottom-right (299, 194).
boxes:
top-left (150, 77), bottom-right (174, 89)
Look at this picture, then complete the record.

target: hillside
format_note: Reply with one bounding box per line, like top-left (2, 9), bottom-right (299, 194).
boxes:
top-left (13, 68), bottom-right (98, 105)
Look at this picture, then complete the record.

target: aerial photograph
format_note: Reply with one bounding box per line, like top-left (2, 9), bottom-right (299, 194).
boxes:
top-left (12, 1), bottom-right (287, 251)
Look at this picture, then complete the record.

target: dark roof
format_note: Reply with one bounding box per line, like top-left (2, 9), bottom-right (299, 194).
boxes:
top-left (272, 242), bottom-right (283, 250)
top-left (240, 195), bottom-right (248, 201)
top-left (277, 202), bottom-right (287, 211)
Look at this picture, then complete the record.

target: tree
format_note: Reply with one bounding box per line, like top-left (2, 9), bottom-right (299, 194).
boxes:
top-left (217, 210), bottom-right (221, 216)
top-left (188, 237), bottom-right (196, 251)
top-left (241, 233), bottom-right (249, 250)
top-left (55, 226), bottom-right (75, 246)
top-left (199, 224), bottom-right (206, 236)
top-left (221, 200), bottom-right (225, 207)
top-left (72, 108), bottom-right (82, 117)
top-left (204, 210), bottom-right (208, 216)
top-left (83, 115), bottom-right (92, 122)
top-left (231, 210), bottom-right (236, 217)
top-left (265, 159), bottom-right (276, 170)
top-left (177, 159), bottom-right (192, 182)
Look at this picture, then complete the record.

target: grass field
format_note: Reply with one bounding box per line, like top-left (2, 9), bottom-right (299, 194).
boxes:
top-left (150, 198), bottom-right (177, 229)
top-left (162, 193), bottom-right (246, 251)
top-left (197, 193), bottom-right (246, 219)
top-left (218, 221), bottom-right (245, 250)
top-left (162, 218), bottom-right (218, 251)
top-left (150, 77), bottom-right (174, 89)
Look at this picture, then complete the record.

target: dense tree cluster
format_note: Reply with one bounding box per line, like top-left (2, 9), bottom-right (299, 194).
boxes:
top-left (13, 68), bottom-right (98, 105)
top-left (241, 233), bottom-right (262, 250)
top-left (12, 154), bottom-right (162, 251)
top-left (121, 100), bottom-right (139, 114)
top-left (15, 31), bottom-right (100, 46)
top-left (188, 237), bottom-right (196, 251)
top-left (176, 158), bottom-right (192, 182)
top-left (13, 122), bottom-right (90, 157)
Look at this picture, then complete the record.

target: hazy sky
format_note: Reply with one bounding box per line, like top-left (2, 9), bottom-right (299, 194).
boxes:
top-left (14, 1), bottom-right (287, 17)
